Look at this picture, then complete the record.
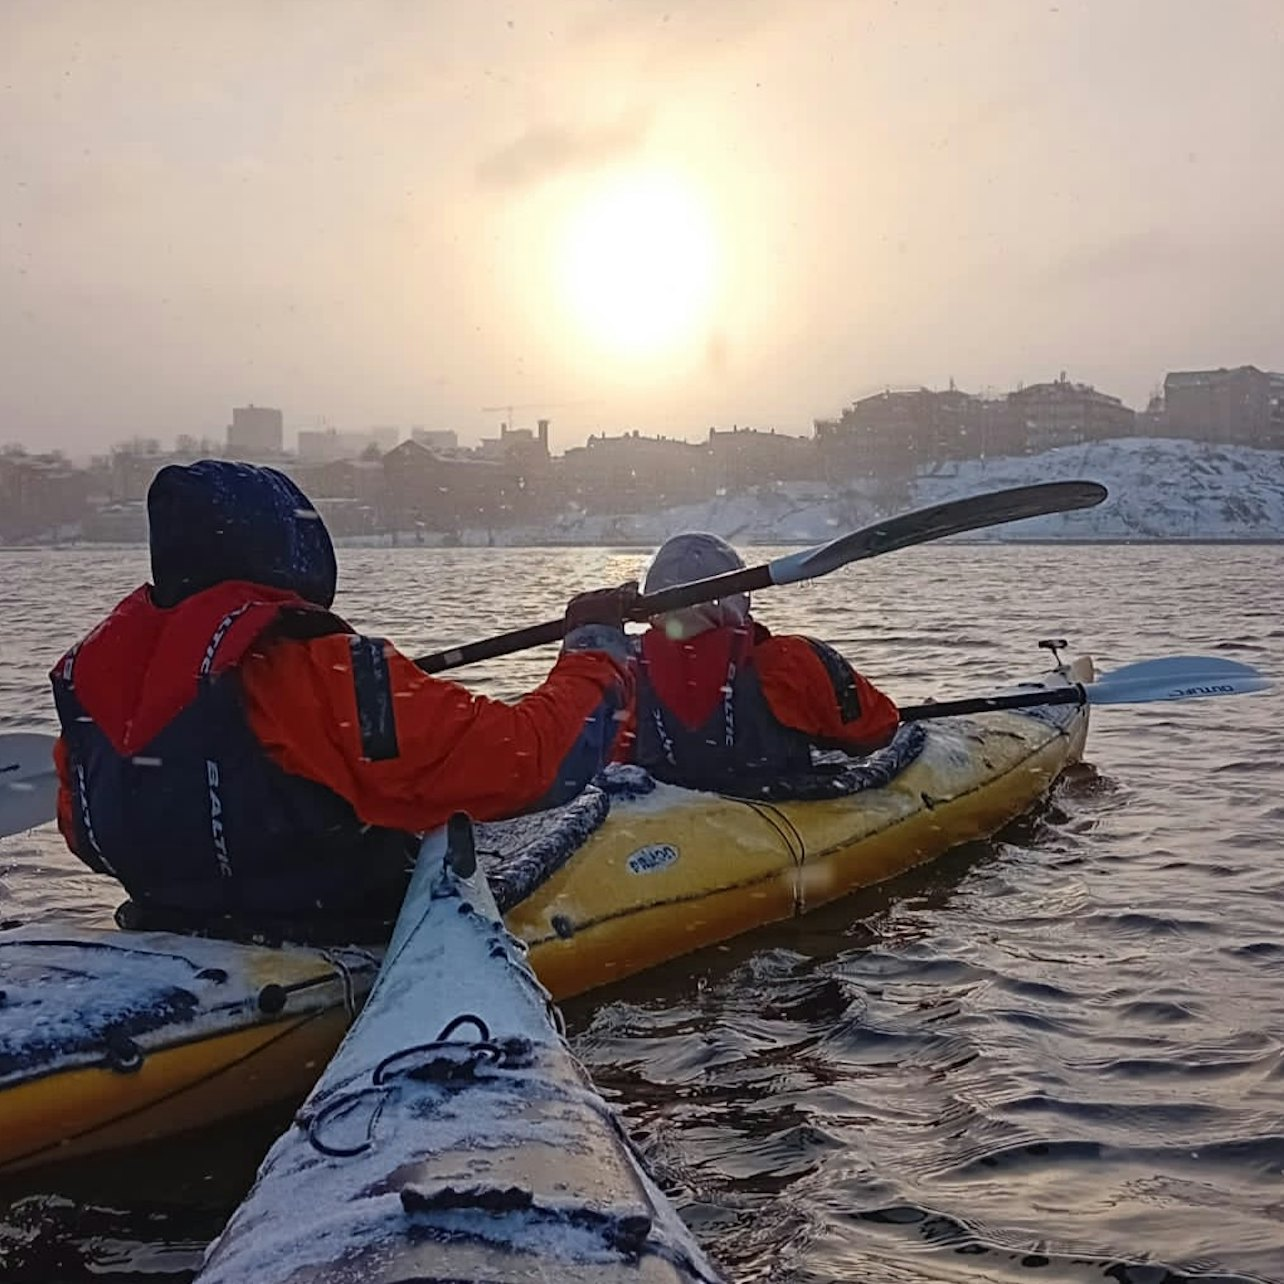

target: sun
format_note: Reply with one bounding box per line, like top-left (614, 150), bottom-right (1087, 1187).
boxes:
top-left (557, 170), bottom-right (719, 360)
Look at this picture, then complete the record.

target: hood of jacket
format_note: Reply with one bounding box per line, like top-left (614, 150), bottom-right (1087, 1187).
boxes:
top-left (147, 459), bottom-right (337, 609)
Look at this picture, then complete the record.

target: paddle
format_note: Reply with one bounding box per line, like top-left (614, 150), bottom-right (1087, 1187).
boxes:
top-left (0, 732), bottom-right (59, 841)
top-left (414, 479), bottom-right (1109, 674)
top-left (2, 656), bottom-right (1269, 842)
top-left (898, 656), bottom-right (1272, 723)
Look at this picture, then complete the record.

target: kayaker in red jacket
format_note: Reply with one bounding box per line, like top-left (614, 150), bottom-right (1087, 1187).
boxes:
top-left (619, 532), bottom-right (899, 792)
top-left (50, 460), bottom-right (633, 941)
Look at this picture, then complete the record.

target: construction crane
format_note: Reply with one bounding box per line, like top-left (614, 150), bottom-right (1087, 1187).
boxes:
top-left (480, 400), bottom-right (590, 430)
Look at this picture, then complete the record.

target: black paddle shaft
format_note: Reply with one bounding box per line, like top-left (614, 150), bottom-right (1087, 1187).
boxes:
top-left (413, 480), bottom-right (1107, 675)
top-left (414, 563), bottom-right (775, 674)
top-left (898, 685), bottom-right (1086, 722)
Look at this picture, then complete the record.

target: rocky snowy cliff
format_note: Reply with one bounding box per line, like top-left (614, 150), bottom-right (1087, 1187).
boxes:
top-left (912, 438), bottom-right (1284, 541)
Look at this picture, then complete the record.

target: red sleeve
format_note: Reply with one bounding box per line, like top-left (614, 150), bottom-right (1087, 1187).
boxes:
top-left (755, 634), bottom-right (900, 753)
top-left (241, 633), bottom-right (630, 832)
top-left (53, 735), bottom-right (79, 853)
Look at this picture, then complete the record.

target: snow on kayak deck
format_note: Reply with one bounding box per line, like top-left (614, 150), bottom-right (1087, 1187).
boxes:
top-left (0, 929), bottom-right (377, 1083)
top-left (196, 828), bottom-right (723, 1284)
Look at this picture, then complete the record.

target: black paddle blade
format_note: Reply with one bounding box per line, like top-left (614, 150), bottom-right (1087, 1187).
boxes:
top-left (772, 480), bottom-right (1108, 582)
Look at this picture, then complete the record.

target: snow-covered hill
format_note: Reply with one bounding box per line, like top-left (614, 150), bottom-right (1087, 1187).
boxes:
top-left (453, 437), bottom-right (1283, 547)
top-left (911, 437), bottom-right (1284, 541)
top-left (489, 480), bottom-right (868, 547)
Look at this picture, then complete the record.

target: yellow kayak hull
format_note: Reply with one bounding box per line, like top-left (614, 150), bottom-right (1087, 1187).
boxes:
top-left (0, 935), bottom-right (377, 1176)
top-left (0, 1008), bottom-right (353, 1175)
top-left (512, 665), bottom-right (1091, 999)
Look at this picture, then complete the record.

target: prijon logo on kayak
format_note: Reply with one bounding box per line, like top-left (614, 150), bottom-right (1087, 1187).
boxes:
top-left (626, 843), bottom-right (679, 875)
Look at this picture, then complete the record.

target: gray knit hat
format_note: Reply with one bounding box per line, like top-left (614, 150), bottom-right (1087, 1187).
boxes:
top-left (643, 532), bottom-right (749, 639)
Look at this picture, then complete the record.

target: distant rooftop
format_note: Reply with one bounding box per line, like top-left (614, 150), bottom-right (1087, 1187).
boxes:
top-left (1165, 365), bottom-right (1272, 386)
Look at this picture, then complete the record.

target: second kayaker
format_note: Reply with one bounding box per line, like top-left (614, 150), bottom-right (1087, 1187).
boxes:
top-left (618, 531), bottom-right (899, 793)
top-left (49, 459), bottom-right (636, 943)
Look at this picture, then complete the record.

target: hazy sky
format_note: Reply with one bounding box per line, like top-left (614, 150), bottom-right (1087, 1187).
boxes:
top-left (3, 0), bottom-right (1282, 456)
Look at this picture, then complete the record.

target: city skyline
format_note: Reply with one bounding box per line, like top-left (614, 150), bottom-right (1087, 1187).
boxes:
top-left (6, 359), bottom-right (1282, 466)
top-left (4, 2), bottom-right (1283, 456)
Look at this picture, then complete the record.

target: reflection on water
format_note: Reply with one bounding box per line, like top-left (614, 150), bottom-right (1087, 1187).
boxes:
top-left (1, 544), bottom-right (1282, 1282)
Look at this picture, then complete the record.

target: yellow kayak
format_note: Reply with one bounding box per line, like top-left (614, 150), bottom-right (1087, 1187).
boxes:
top-left (0, 931), bottom-right (378, 1175)
top-left (503, 657), bottom-right (1092, 997)
top-left (0, 657), bottom-right (1090, 1174)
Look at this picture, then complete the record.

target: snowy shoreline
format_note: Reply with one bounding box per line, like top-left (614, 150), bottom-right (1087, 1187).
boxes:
top-left (5, 436), bottom-right (1283, 550)
top-left (339, 436), bottom-right (1284, 547)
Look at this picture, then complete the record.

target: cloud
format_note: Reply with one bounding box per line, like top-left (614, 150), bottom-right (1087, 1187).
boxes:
top-left (476, 113), bottom-right (650, 189)
top-left (1050, 224), bottom-right (1284, 296)
top-left (1052, 229), bottom-right (1193, 282)
top-left (569, 0), bottom-right (818, 62)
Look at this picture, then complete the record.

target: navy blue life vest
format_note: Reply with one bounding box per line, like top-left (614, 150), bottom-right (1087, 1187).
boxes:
top-left (50, 583), bottom-right (415, 942)
top-left (633, 627), bottom-right (813, 795)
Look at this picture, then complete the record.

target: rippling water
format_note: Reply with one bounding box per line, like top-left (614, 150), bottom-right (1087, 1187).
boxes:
top-left (1, 544), bottom-right (1282, 1282)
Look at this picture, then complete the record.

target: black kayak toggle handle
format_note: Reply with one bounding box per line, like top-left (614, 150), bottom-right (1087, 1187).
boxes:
top-left (445, 813), bottom-right (477, 879)
top-left (1038, 638), bottom-right (1069, 668)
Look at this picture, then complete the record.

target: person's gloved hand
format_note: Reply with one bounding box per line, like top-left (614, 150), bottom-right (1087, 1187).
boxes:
top-left (563, 581), bottom-right (639, 663)
top-left (564, 581), bottom-right (640, 632)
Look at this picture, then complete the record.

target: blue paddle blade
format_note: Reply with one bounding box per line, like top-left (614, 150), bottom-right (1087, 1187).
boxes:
top-left (1094, 656), bottom-right (1265, 684)
top-left (0, 732), bottom-right (60, 839)
top-left (1088, 656), bottom-right (1272, 705)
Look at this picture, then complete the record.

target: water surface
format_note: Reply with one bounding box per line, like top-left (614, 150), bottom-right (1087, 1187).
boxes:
top-left (1, 544), bottom-right (1281, 1281)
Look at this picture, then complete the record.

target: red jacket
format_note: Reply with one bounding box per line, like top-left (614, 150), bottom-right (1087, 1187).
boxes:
top-left (54, 583), bottom-right (632, 858)
top-left (237, 629), bottom-right (630, 832)
top-left (617, 621), bottom-right (898, 769)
